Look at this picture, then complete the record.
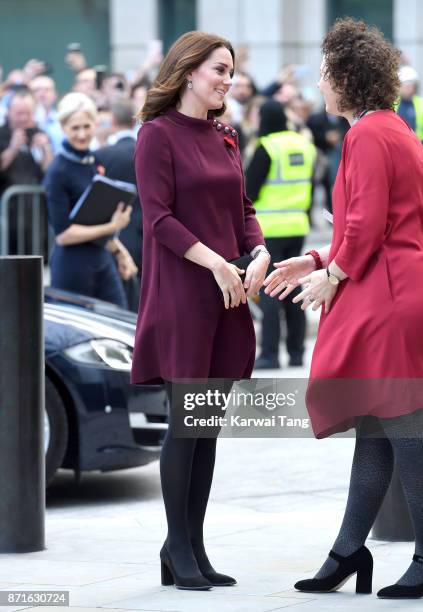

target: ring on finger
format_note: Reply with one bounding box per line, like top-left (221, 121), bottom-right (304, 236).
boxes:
top-left (308, 295), bottom-right (315, 302)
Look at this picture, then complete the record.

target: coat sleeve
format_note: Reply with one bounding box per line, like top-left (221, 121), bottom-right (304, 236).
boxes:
top-left (43, 164), bottom-right (72, 235)
top-left (333, 128), bottom-right (392, 281)
top-left (236, 146), bottom-right (265, 253)
top-left (134, 121), bottom-right (199, 258)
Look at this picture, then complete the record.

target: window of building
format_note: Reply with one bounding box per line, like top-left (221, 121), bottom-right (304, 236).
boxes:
top-left (159, 0), bottom-right (197, 51)
top-left (328, 0), bottom-right (393, 40)
top-left (0, 0), bottom-right (109, 94)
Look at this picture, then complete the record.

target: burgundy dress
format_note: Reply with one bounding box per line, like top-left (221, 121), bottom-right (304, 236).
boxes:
top-left (308, 110), bottom-right (423, 438)
top-left (131, 108), bottom-right (264, 384)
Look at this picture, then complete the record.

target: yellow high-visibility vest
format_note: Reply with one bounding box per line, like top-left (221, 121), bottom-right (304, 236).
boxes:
top-left (254, 131), bottom-right (316, 237)
top-left (395, 96), bottom-right (423, 140)
top-left (412, 96), bottom-right (423, 140)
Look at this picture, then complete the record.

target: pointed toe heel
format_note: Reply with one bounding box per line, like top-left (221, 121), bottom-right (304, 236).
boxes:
top-left (295, 546), bottom-right (373, 594)
top-left (377, 584), bottom-right (423, 599)
top-left (377, 554), bottom-right (423, 599)
top-left (159, 546), bottom-right (213, 591)
top-left (203, 571), bottom-right (237, 586)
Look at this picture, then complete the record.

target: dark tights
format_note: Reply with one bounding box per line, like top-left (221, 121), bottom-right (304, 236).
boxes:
top-left (160, 382), bottom-right (221, 577)
top-left (315, 412), bottom-right (423, 586)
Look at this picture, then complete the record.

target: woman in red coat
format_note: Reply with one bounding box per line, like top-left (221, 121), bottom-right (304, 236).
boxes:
top-left (265, 19), bottom-right (423, 599)
top-left (131, 32), bottom-right (268, 590)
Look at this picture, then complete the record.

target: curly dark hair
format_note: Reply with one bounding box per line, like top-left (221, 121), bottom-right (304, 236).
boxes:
top-left (322, 18), bottom-right (400, 114)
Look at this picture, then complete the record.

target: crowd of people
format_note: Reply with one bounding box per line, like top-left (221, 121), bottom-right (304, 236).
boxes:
top-left (0, 42), bottom-right (421, 328)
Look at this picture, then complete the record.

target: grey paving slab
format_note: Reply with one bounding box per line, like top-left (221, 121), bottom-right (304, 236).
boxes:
top-left (0, 559), bottom-right (142, 587)
top-left (103, 591), bottom-right (316, 612)
top-left (23, 608), bottom-right (142, 612)
top-left (277, 594), bottom-right (423, 610)
top-left (0, 584), bottom-right (23, 589)
top-left (11, 575), bottom-right (161, 609)
top-left (2, 536), bottom-right (160, 566)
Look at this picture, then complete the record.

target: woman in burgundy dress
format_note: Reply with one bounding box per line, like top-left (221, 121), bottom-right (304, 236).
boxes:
top-left (265, 19), bottom-right (423, 599)
top-left (131, 32), bottom-right (269, 590)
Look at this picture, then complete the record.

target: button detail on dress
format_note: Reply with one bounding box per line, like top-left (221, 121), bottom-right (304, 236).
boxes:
top-left (216, 123), bottom-right (222, 130)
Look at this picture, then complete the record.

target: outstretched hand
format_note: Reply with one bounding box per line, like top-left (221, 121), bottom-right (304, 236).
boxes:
top-left (293, 269), bottom-right (338, 313)
top-left (263, 255), bottom-right (316, 300)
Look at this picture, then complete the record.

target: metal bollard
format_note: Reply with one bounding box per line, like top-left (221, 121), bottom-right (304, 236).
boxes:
top-left (0, 256), bottom-right (45, 552)
top-left (371, 463), bottom-right (414, 542)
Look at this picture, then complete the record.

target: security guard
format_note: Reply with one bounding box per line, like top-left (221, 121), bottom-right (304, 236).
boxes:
top-left (246, 99), bottom-right (316, 369)
top-left (397, 66), bottom-right (423, 142)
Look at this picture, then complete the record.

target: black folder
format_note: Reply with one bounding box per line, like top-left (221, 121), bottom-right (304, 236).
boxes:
top-left (70, 174), bottom-right (137, 225)
top-left (69, 174), bottom-right (137, 246)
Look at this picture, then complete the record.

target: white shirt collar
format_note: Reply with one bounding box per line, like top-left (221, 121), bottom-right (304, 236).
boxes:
top-left (107, 129), bottom-right (136, 145)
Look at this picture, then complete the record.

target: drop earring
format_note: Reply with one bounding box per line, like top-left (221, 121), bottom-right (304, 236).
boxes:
top-left (187, 81), bottom-right (193, 89)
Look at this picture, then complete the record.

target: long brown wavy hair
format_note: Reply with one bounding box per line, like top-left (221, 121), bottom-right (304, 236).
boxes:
top-left (136, 31), bottom-right (235, 123)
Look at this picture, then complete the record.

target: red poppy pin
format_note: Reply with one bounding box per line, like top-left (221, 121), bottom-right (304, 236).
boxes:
top-left (224, 134), bottom-right (236, 150)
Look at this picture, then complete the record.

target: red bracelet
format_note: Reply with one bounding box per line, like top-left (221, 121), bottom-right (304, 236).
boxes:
top-left (305, 249), bottom-right (323, 270)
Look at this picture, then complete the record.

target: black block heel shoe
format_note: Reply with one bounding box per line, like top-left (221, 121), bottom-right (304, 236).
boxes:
top-left (377, 554), bottom-right (423, 599)
top-left (191, 540), bottom-right (237, 586)
top-left (294, 546), bottom-right (373, 594)
top-left (201, 570), bottom-right (236, 587)
top-left (160, 546), bottom-right (213, 591)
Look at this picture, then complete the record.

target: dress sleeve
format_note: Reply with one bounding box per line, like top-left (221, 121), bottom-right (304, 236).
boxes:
top-left (333, 128), bottom-right (392, 281)
top-left (43, 164), bottom-right (72, 235)
top-left (134, 121), bottom-right (199, 258)
top-left (236, 146), bottom-right (265, 253)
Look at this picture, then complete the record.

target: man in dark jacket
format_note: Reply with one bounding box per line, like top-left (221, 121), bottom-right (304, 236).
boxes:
top-left (246, 100), bottom-right (316, 369)
top-left (306, 109), bottom-right (349, 212)
top-left (96, 100), bottom-right (142, 311)
top-left (0, 89), bottom-right (53, 254)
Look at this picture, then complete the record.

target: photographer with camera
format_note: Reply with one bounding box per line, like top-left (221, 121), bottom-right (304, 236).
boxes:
top-left (0, 89), bottom-right (53, 253)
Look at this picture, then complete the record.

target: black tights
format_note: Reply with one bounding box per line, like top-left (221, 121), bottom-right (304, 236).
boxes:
top-left (315, 411), bottom-right (423, 585)
top-left (160, 382), bottom-right (221, 577)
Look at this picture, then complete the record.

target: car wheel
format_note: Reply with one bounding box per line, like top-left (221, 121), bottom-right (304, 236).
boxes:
top-left (45, 376), bottom-right (69, 486)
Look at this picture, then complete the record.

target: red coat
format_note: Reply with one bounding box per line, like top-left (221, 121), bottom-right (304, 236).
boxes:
top-left (131, 108), bottom-right (264, 384)
top-left (308, 110), bottom-right (423, 438)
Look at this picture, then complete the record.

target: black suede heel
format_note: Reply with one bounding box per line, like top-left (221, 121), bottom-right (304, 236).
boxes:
top-left (201, 570), bottom-right (236, 586)
top-left (294, 546), bottom-right (373, 594)
top-left (159, 545), bottom-right (213, 591)
top-left (377, 554), bottom-right (423, 599)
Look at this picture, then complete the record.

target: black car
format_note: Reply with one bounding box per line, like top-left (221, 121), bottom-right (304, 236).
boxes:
top-left (44, 287), bottom-right (168, 486)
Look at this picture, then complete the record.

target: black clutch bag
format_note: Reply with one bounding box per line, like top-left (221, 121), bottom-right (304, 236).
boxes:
top-left (229, 254), bottom-right (253, 269)
top-left (215, 254), bottom-right (253, 303)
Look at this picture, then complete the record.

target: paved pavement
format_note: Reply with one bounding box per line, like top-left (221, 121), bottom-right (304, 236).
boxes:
top-left (1, 226), bottom-right (418, 611)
